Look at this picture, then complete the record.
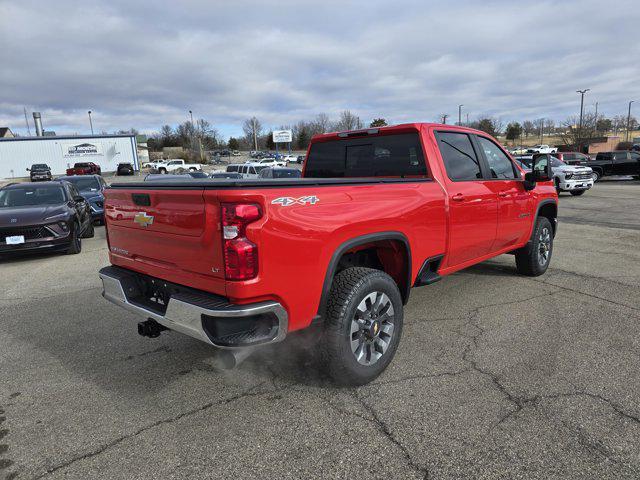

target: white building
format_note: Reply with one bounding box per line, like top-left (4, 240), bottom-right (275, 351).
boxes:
top-left (0, 134), bottom-right (139, 180)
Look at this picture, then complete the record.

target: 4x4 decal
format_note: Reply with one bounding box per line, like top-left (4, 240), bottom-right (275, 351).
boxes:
top-left (271, 195), bottom-right (319, 206)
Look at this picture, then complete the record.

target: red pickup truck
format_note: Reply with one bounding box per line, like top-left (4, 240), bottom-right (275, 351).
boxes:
top-left (66, 162), bottom-right (102, 176)
top-left (99, 124), bottom-right (557, 385)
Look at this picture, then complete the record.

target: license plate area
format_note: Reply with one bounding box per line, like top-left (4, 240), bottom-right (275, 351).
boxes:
top-left (6, 235), bottom-right (25, 245)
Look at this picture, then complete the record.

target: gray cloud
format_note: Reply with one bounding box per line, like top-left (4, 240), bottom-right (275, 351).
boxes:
top-left (1, 0), bottom-right (638, 138)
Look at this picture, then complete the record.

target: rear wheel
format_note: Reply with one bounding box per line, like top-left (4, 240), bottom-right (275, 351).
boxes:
top-left (159, 168), bottom-right (167, 174)
top-left (320, 267), bottom-right (403, 386)
top-left (570, 190), bottom-right (586, 196)
top-left (66, 223), bottom-right (82, 255)
top-left (515, 216), bottom-right (553, 276)
top-left (189, 167), bottom-right (197, 172)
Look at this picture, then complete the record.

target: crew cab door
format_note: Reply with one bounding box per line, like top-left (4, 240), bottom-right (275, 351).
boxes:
top-left (613, 151), bottom-right (636, 175)
top-left (474, 135), bottom-right (532, 251)
top-left (435, 131), bottom-right (498, 267)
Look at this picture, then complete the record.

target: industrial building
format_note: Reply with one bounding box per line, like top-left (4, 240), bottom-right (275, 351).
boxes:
top-left (0, 134), bottom-right (139, 179)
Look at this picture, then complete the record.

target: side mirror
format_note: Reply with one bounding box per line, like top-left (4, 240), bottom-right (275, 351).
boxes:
top-left (523, 155), bottom-right (553, 190)
top-left (73, 195), bottom-right (86, 203)
top-left (26, 168), bottom-right (31, 172)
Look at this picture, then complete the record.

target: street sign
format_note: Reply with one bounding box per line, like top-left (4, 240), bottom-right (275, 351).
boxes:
top-left (273, 130), bottom-right (293, 143)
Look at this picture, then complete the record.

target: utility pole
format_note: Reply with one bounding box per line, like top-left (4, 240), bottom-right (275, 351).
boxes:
top-left (23, 107), bottom-right (31, 136)
top-left (252, 117), bottom-right (258, 151)
top-left (576, 89), bottom-right (590, 148)
top-left (441, 114), bottom-right (449, 124)
top-left (88, 111), bottom-right (94, 135)
top-left (458, 105), bottom-right (463, 126)
top-left (466, 113), bottom-right (469, 126)
top-left (188, 110), bottom-right (195, 152)
top-left (627, 100), bottom-right (635, 142)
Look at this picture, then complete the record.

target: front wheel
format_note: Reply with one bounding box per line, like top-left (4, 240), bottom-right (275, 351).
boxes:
top-left (515, 216), bottom-right (553, 276)
top-left (591, 171), bottom-right (600, 182)
top-left (159, 168), bottom-right (167, 174)
top-left (82, 219), bottom-right (95, 238)
top-left (66, 223), bottom-right (82, 255)
top-left (570, 190), bottom-right (586, 196)
top-left (320, 267), bottom-right (403, 386)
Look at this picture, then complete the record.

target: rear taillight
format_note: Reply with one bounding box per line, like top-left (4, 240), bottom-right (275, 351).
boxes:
top-left (221, 203), bottom-right (262, 280)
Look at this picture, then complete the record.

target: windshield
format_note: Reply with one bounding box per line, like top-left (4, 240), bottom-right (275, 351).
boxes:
top-left (0, 185), bottom-right (66, 207)
top-left (549, 157), bottom-right (565, 168)
top-left (62, 176), bottom-right (101, 192)
top-left (31, 164), bottom-right (49, 171)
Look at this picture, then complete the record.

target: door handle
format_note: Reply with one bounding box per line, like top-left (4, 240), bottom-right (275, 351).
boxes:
top-left (498, 191), bottom-right (510, 197)
top-left (452, 193), bottom-right (465, 202)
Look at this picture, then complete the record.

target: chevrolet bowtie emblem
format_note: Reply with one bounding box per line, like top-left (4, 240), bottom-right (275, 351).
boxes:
top-left (134, 212), bottom-right (154, 227)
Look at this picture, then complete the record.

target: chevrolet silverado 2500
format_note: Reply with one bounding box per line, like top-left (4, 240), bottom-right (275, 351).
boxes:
top-left (99, 123), bottom-right (557, 385)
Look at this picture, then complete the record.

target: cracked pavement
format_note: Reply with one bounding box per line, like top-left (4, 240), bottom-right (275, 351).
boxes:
top-left (1, 180), bottom-right (639, 479)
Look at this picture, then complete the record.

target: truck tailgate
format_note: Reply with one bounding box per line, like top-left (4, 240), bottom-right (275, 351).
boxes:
top-left (105, 188), bottom-right (226, 289)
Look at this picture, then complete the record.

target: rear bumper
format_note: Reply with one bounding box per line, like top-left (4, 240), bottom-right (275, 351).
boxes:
top-left (99, 266), bottom-right (288, 349)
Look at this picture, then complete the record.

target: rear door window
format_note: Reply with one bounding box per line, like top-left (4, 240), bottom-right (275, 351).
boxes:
top-left (305, 133), bottom-right (427, 178)
top-left (435, 132), bottom-right (482, 181)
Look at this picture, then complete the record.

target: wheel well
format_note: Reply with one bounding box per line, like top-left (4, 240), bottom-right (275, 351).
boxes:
top-left (538, 202), bottom-right (557, 235)
top-left (334, 239), bottom-right (410, 303)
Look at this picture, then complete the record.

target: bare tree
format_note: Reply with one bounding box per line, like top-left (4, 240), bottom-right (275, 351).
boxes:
top-left (544, 118), bottom-right (555, 136)
top-left (243, 117), bottom-right (263, 151)
top-left (561, 113), bottom-right (597, 147)
top-left (522, 120), bottom-right (536, 138)
top-left (313, 113), bottom-right (331, 134)
top-left (333, 110), bottom-right (363, 131)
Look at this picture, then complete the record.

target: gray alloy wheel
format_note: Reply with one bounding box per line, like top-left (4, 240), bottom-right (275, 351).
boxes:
top-left (538, 226), bottom-right (551, 267)
top-left (350, 291), bottom-right (395, 366)
top-left (591, 171), bottom-right (600, 182)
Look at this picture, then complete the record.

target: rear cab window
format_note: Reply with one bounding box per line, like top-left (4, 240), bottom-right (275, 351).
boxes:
top-left (305, 133), bottom-right (427, 178)
top-left (435, 132), bottom-right (482, 181)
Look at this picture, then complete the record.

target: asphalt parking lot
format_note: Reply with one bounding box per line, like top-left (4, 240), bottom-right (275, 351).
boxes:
top-left (1, 180), bottom-right (639, 479)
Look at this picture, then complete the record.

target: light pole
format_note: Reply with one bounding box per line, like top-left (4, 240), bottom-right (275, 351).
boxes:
top-left (441, 114), bottom-right (449, 124)
top-left (576, 89), bottom-right (590, 148)
top-left (458, 105), bottom-right (463, 126)
top-left (87, 110), bottom-right (94, 135)
top-left (594, 102), bottom-right (598, 135)
top-left (627, 100), bottom-right (635, 142)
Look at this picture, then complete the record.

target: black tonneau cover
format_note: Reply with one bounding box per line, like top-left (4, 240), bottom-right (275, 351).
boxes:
top-left (107, 177), bottom-right (431, 190)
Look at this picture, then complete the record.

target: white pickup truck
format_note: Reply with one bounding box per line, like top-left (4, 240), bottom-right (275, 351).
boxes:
top-left (148, 159), bottom-right (203, 174)
top-left (526, 144), bottom-right (558, 154)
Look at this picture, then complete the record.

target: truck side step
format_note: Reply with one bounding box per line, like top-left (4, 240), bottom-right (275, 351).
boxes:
top-left (414, 255), bottom-right (444, 287)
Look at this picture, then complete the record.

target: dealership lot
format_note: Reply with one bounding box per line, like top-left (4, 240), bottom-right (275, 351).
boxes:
top-left (1, 181), bottom-right (639, 479)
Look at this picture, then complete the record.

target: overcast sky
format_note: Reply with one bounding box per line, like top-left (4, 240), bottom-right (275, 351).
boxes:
top-left (1, 0), bottom-right (638, 139)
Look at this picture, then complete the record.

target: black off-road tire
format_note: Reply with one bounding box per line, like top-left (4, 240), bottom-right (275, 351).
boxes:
top-left (570, 190), bottom-right (586, 196)
top-left (591, 170), bottom-right (601, 182)
top-left (320, 267), bottom-right (404, 386)
top-left (515, 216), bottom-right (553, 276)
top-left (82, 220), bottom-right (95, 238)
top-left (66, 223), bottom-right (82, 255)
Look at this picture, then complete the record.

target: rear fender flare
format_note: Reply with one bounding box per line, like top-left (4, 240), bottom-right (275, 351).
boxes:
top-left (315, 232), bottom-right (412, 321)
